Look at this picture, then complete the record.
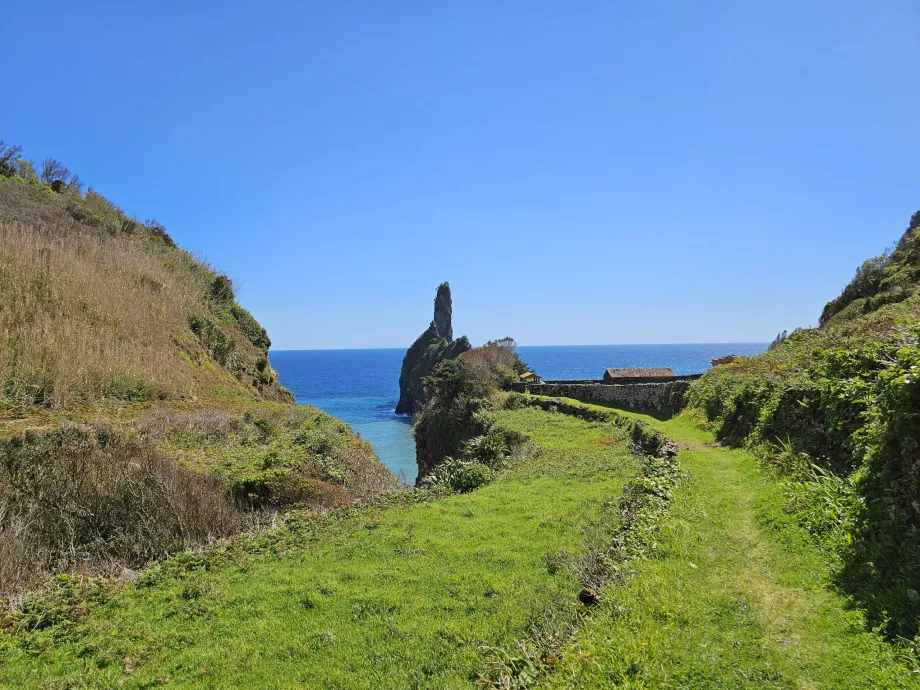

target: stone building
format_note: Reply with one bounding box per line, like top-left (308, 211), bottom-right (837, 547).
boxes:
top-left (602, 367), bottom-right (676, 384)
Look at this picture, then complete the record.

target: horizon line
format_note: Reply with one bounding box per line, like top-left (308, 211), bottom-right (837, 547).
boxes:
top-left (271, 340), bottom-right (770, 353)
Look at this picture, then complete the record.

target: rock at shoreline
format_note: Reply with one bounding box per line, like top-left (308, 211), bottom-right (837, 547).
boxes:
top-left (395, 282), bottom-right (470, 415)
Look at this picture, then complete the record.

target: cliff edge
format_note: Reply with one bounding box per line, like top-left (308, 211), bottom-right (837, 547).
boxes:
top-left (395, 282), bottom-right (470, 414)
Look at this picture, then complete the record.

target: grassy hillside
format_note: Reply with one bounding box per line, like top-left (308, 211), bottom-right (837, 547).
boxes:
top-left (687, 210), bottom-right (920, 641)
top-left (0, 403), bottom-right (645, 688)
top-left (3, 398), bottom-right (914, 688)
top-left (4, 140), bottom-right (914, 686)
top-left (0, 144), bottom-right (396, 597)
top-left (0, 176), bottom-right (290, 410)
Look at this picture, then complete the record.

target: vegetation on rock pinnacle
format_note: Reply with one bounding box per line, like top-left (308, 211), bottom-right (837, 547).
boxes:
top-left (395, 282), bottom-right (471, 414)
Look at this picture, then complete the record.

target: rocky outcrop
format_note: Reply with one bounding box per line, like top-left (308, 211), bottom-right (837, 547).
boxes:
top-left (395, 283), bottom-right (470, 415)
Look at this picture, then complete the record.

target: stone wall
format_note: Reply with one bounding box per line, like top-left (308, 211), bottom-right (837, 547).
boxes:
top-left (542, 374), bottom-right (702, 386)
top-left (511, 380), bottom-right (694, 415)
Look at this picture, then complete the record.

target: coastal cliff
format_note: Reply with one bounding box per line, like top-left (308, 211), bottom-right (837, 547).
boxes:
top-left (395, 282), bottom-right (470, 414)
top-left (0, 142), bottom-right (398, 599)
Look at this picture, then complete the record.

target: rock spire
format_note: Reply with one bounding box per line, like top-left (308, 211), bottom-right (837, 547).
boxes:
top-left (395, 282), bottom-right (470, 415)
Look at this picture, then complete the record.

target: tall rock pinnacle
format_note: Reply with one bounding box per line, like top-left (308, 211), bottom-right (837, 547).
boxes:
top-left (395, 282), bottom-right (470, 415)
top-left (433, 282), bottom-right (453, 341)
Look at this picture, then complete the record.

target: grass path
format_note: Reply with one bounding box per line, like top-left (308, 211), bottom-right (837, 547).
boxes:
top-left (537, 400), bottom-right (917, 689)
top-left (0, 408), bottom-right (638, 689)
top-left (3, 400), bottom-right (917, 688)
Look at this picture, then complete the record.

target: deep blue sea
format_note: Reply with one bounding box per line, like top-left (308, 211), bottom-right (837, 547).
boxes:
top-left (271, 343), bottom-right (767, 484)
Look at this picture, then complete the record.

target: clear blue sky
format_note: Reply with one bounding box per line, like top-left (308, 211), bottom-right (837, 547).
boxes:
top-left (5, 2), bottom-right (919, 349)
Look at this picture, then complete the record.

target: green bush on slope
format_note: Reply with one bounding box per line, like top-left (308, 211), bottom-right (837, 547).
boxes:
top-left (413, 339), bottom-right (529, 481)
top-left (687, 211), bottom-right (920, 640)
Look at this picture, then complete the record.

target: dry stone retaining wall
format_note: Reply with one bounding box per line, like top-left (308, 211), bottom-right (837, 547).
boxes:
top-left (514, 380), bottom-right (694, 415)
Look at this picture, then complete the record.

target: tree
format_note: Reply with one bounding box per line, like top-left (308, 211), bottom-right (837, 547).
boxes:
top-left (40, 157), bottom-right (73, 189)
top-left (209, 275), bottom-right (235, 304)
top-left (0, 141), bottom-right (23, 177)
top-left (66, 174), bottom-right (84, 194)
top-left (16, 159), bottom-right (37, 181)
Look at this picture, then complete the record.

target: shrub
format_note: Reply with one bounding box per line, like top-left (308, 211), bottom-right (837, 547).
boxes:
top-left (768, 327), bottom-right (806, 351)
top-left (0, 424), bottom-right (243, 596)
top-left (0, 141), bottom-right (24, 178)
top-left (414, 338), bottom-right (530, 480)
top-left (293, 427), bottom-right (335, 454)
top-left (231, 304), bottom-right (271, 349)
top-left (230, 468), bottom-right (350, 509)
top-left (461, 433), bottom-right (508, 468)
top-left (820, 254), bottom-right (890, 325)
top-left (189, 314), bottom-right (236, 366)
top-left (143, 218), bottom-right (176, 247)
top-left (209, 274), bottom-right (235, 304)
top-left (460, 337), bottom-right (530, 392)
top-left (688, 327), bottom-right (920, 639)
top-left (419, 458), bottom-right (493, 493)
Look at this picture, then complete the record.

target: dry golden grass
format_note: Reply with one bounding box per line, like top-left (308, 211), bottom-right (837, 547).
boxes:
top-left (0, 218), bottom-right (210, 410)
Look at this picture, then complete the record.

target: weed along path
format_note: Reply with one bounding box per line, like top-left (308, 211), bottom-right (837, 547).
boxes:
top-left (0, 407), bottom-right (641, 689)
top-left (534, 400), bottom-right (917, 689)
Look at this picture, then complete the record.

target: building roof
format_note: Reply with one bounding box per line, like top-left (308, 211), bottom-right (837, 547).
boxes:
top-left (710, 355), bottom-right (739, 366)
top-left (604, 367), bottom-right (676, 379)
top-left (519, 371), bottom-right (539, 379)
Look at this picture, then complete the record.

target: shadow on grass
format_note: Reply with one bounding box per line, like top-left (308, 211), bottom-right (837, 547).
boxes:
top-left (835, 469), bottom-right (920, 641)
top-left (566, 399), bottom-right (676, 423)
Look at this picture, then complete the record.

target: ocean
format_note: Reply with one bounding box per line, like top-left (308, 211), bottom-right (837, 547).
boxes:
top-left (270, 342), bottom-right (767, 483)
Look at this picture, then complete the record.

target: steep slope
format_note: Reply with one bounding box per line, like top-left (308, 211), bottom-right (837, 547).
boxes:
top-left (687, 209), bottom-right (920, 640)
top-left (395, 282), bottom-right (471, 414)
top-left (0, 145), bottom-right (397, 597)
top-left (0, 177), bottom-right (291, 410)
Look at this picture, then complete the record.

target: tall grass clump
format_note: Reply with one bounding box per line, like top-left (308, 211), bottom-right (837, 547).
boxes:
top-left (0, 423), bottom-right (243, 597)
top-left (0, 219), bottom-right (207, 409)
top-left (0, 154), bottom-right (292, 409)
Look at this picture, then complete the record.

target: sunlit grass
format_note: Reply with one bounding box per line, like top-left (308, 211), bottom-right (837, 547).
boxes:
top-left (0, 407), bottom-right (638, 689)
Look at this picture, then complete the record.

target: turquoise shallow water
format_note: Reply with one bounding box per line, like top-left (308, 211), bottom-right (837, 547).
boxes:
top-left (271, 343), bottom-right (767, 483)
top-left (270, 349), bottom-right (417, 484)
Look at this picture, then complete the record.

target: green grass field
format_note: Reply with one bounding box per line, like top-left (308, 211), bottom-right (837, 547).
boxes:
top-left (3, 399), bottom-right (916, 688)
top-left (534, 400), bottom-right (918, 689)
top-left (0, 407), bottom-right (638, 689)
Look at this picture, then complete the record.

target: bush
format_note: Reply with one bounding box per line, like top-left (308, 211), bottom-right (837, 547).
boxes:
top-left (460, 337), bottom-right (529, 392)
top-left (461, 433), bottom-right (508, 468)
top-left (144, 218), bottom-right (176, 247)
top-left (414, 338), bottom-right (530, 481)
top-left (209, 274), bottom-right (235, 304)
top-left (230, 304), bottom-right (271, 349)
top-left (189, 314), bottom-right (236, 366)
top-left (292, 427), bottom-right (336, 454)
top-left (0, 424), bottom-right (243, 596)
top-left (820, 254), bottom-right (890, 325)
top-left (419, 458), bottom-right (493, 493)
top-left (230, 468), bottom-right (350, 509)
top-left (688, 329), bottom-right (920, 639)
top-left (0, 141), bottom-right (23, 178)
